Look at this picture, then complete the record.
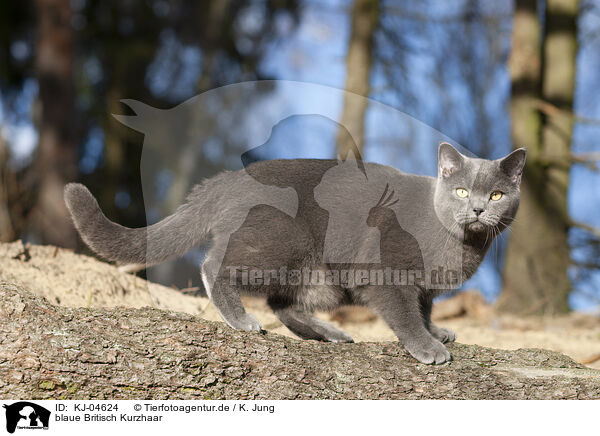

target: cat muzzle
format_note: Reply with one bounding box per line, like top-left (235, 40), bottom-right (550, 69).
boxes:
top-left (467, 221), bottom-right (486, 232)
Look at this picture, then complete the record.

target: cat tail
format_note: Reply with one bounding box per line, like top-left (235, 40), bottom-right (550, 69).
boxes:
top-left (64, 183), bottom-right (204, 266)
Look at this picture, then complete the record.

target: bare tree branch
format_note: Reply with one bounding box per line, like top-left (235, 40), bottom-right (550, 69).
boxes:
top-left (570, 219), bottom-right (600, 240)
top-left (572, 152), bottom-right (600, 162)
top-left (533, 98), bottom-right (600, 125)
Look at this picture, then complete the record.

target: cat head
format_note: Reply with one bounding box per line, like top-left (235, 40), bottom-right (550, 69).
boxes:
top-left (433, 142), bottom-right (527, 239)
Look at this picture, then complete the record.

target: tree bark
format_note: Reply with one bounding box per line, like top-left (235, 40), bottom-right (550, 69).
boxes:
top-left (337, 0), bottom-right (380, 158)
top-left (32, 0), bottom-right (78, 248)
top-left (1, 282), bottom-right (599, 400)
top-left (498, 0), bottom-right (577, 315)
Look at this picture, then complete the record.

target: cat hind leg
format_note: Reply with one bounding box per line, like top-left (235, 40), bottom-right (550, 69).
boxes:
top-left (418, 293), bottom-right (457, 343)
top-left (201, 259), bottom-right (263, 333)
top-left (429, 324), bottom-right (457, 343)
top-left (268, 297), bottom-right (353, 343)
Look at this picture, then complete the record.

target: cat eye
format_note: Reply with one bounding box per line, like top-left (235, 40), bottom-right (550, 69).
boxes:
top-left (456, 188), bottom-right (469, 198)
top-left (490, 191), bottom-right (503, 201)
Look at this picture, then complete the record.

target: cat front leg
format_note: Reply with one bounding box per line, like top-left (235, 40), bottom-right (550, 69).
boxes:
top-left (364, 285), bottom-right (451, 364)
top-left (419, 293), bottom-right (457, 344)
top-left (268, 297), bottom-right (354, 343)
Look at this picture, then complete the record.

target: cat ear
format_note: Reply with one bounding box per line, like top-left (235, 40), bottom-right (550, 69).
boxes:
top-left (438, 142), bottom-right (464, 178)
top-left (499, 148), bottom-right (527, 183)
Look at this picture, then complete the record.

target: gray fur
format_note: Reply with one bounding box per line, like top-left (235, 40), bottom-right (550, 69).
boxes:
top-left (64, 143), bottom-right (526, 364)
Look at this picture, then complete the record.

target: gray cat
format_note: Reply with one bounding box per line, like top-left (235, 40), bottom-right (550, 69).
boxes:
top-left (64, 142), bottom-right (526, 364)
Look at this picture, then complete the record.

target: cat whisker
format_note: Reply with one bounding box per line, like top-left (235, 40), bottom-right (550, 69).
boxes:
top-left (440, 221), bottom-right (461, 267)
top-left (492, 225), bottom-right (499, 262)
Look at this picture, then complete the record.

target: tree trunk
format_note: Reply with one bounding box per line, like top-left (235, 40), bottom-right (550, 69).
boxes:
top-left (1, 282), bottom-right (599, 399)
top-left (0, 136), bottom-right (16, 242)
top-left (337, 0), bottom-right (380, 158)
top-left (31, 0), bottom-right (78, 248)
top-left (498, 0), bottom-right (577, 315)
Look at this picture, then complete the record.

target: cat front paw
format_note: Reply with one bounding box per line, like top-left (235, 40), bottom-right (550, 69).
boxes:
top-left (430, 324), bottom-right (457, 343)
top-left (405, 338), bottom-right (451, 364)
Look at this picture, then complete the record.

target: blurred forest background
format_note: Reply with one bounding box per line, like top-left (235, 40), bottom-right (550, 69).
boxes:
top-left (1, 0), bottom-right (599, 316)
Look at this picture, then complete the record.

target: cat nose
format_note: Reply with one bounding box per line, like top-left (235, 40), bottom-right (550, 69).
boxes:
top-left (473, 207), bottom-right (484, 216)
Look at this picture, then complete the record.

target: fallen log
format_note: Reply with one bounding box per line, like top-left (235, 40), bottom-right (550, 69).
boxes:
top-left (1, 282), bottom-right (599, 400)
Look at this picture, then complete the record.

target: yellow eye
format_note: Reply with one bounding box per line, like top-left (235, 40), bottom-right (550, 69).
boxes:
top-left (456, 188), bottom-right (469, 198)
top-left (490, 191), bottom-right (503, 201)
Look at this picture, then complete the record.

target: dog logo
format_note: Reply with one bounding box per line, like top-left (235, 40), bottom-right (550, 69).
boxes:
top-left (3, 402), bottom-right (50, 433)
